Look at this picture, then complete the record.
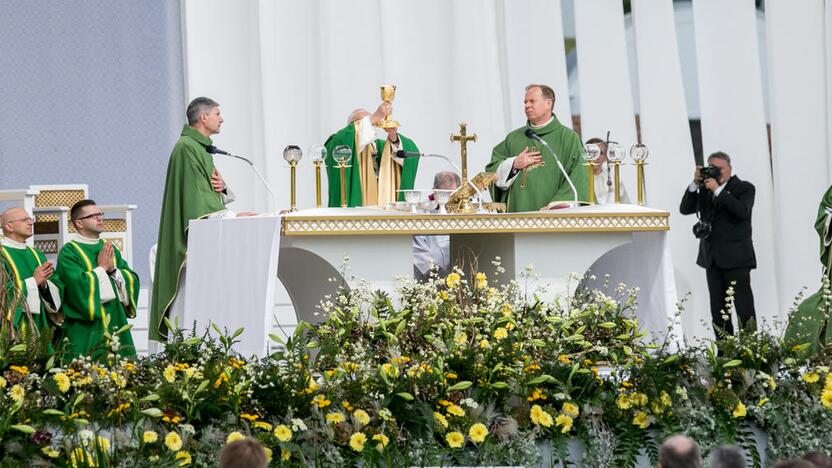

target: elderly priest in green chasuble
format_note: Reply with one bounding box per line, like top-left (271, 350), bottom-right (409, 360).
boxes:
top-left (1, 207), bottom-right (63, 342)
top-left (150, 97), bottom-right (252, 344)
top-left (324, 102), bottom-right (419, 207)
top-left (784, 185), bottom-right (832, 355)
top-left (56, 200), bottom-right (139, 359)
top-left (487, 84), bottom-right (588, 212)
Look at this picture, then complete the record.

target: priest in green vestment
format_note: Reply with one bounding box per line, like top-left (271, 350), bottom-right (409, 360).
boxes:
top-left (784, 185), bottom-right (832, 355)
top-left (486, 84), bottom-right (588, 212)
top-left (150, 97), bottom-right (253, 344)
top-left (56, 200), bottom-right (139, 359)
top-left (1, 207), bottom-right (63, 340)
top-left (324, 104), bottom-right (420, 207)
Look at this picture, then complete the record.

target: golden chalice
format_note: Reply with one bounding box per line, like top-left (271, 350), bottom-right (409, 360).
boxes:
top-left (374, 84), bottom-right (400, 129)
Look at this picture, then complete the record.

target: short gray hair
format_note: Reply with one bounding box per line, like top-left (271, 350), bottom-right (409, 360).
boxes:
top-left (707, 151), bottom-right (732, 167)
top-left (187, 97), bottom-right (219, 125)
top-left (708, 446), bottom-right (745, 468)
top-left (433, 171), bottom-right (461, 190)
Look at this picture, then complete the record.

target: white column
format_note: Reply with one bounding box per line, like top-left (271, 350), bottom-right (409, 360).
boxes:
top-left (630, 0), bottom-right (707, 341)
top-left (574, 0), bottom-right (638, 186)
top-left (766, 0), bottom-right (830, 324)
top-left (692, 0), bottom-right (780, 327)
top-left (502, 0), bottom-right (572, 129)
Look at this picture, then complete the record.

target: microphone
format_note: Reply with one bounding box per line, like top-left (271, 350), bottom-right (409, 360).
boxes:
top-left (395, 150), bottom-right (487, 211)
top-left (205, 145), bottom-right (279, 214)
top-left (524, 129), bottom-right (579, 208)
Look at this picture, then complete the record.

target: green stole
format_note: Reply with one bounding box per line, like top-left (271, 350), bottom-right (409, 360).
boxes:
top-left (784, 185), bottom-right (832, 355)
top-left (150, 125), bottom-right (227, 342)
top-left (324, 122), bottom-right (419, 207)
top-left (1, 244), bottom-right (63, 334)
top-left (56, 239), bottom-right (139, 359)
top-left (486, 115), bottom-right (589, 212)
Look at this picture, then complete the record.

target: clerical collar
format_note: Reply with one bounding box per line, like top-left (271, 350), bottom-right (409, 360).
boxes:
top-left (530, 115), bottom-right (555, 129)
top-left (73, 233), bottom-right (102, 245)
top-left (1, 237), bottom-right (27, 249)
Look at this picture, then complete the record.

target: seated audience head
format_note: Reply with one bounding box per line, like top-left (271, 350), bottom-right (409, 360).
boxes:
top-left (585, 137), bottom-right (608, 165)
top-left (70, 199), bottom-right (104, 238)
top-left (772, 460), bottom-right (819, 468)
top-left (658, 435), bottom-right (701, 468)
top-left (433, 171), bottom-right (461, 191)
top-left (218, 438), bottom-right (268, 468)
top-left (1, 207), bottom-right (34, 242)
top-left (708, 445), bottom-right (745, 468)
top-left (803, 452), bottom-right (832, 468)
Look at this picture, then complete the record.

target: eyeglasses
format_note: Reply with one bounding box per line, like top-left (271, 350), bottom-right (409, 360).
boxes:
top-left (77, 212), bottom-right (104, 220)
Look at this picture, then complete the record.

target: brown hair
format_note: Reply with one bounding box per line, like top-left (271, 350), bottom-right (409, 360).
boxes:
top-left (525, 84), bottom-right (556, 105)
top-left (218, 438), bottom-right (268, 468)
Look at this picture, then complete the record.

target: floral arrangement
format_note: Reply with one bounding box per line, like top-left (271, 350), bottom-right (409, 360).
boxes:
top-left (1, 268), bottom-right (831, 467)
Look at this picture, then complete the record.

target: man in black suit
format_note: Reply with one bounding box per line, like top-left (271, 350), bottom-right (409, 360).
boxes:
top-left (680, 151), bottom-right (756, 337)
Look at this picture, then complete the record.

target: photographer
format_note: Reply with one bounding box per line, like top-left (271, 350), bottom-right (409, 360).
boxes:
top-left (680, 151), bottom-right (757, 337)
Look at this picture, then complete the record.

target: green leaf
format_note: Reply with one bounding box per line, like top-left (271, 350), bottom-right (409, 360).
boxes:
top-left (447, 381), bottom-right (473, 392)
top-left (232, 327), bottom-right (245, 339)
top-left (8, 344), bottom-right (26, 353)
top-left (305, 341), bottom-right (319, 349)
top-left (10, 424), bottom-right (36, 434)
top-left (490, 382), bottom-right (509, 389)
top-left (183, 337), bottom-right (201, 346)
top-left (269, 334), bottom-right (285, 345)
top-left (45, 355), bottom-right (55, 371)
top-left (527, 374), bottom-right (555, 385)
top-left (141, 394), bottom-right (161, 402)
top-left (194, 380), bottom-right (210, 396)
top-left (662, 355), bottom-right (679, 365)
top-left (115, 323), bottom-right (133, 335)
top-left (396, 392), bottom-right (414, 401)
top-left (211, 322), bottom-right (223, 335)
top-left (598, 322), bottom-right (617, 329)
top-left (394, 320), bottom-right (407, 336)
top-left (74, 419), bottom-right (89, 426)
top-left (723, 359), bottom-right (743, 368)
top-left (530, 339), bottom-right (546, 347)
top-left (140, 408), bottom-right (163, 418)
top-left (42, 409), bottom-right (65, 416)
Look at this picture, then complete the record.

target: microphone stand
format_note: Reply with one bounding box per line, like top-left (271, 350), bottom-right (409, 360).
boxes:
top-left (529, 138), bottom-right (580, 208)
top-left (214, 152), bottom-right (279, 215)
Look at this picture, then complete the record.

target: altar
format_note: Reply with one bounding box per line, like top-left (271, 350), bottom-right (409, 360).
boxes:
top-left (278, 204), bottom-right (682, 347)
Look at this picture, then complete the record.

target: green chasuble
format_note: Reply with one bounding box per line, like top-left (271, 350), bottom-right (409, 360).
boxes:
top-left (1, 241), bottom-right (63, 337)
top-left (784, 185), bottom-right (832, 354)
top-left (150, 125), bottom-right (228, 341)
top-left (57, 239), bottom-right (139, 359)
top-left (324, 121), bottom-right (419, 207)
top-left (486, 115), bottom-right (588, 212)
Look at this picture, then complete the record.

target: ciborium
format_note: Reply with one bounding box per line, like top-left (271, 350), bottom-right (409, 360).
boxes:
top-left (374, 84), bottom-right (400, 129)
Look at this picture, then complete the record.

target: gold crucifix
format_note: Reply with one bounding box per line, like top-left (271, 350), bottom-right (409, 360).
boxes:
top-left (450, 123), bottom-right (477, 185)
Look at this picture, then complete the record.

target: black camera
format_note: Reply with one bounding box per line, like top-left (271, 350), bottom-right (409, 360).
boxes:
top-left (699, 165), bottom-right (721, 181)
top-left (692, 220), bottom-right (712, 240)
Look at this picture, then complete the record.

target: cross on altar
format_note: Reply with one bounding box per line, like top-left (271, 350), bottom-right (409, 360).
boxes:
top-left (450, 123), bottom-right (477, 184)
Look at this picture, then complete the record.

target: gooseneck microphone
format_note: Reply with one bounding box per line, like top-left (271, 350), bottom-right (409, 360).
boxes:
top-left (394, 150), bottom-right (487, 209)
top-left (523, 129), bottom-right (579, 208)
top-left (205, 145), bottom-right (279, 214)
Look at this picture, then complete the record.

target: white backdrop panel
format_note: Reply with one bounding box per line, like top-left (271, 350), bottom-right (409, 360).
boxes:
top-left (502, 0), bottom-right (572, 129)
top-left (692, 0), bottom-right (780, 328)
top-left (631, 0), bottom-right (707, 342)
top-left (574, 0), bottom-right (638, 187)
top-left (766, 0), bottom-right (830, 320)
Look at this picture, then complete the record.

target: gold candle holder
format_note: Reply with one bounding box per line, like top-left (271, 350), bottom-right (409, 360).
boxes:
top-left (607, 143), bottom-right (626, 204)
top-left (314, 159), bottom-right (323, 208)
top-left (585, 162), bottom-right (597, 205)
top-left (289, 161), bottom-right (298, 212)
top-left (283, 145), bottom-right (303, 212)
top-left (636, 161), bottom-right (645, 205)
top-left (613, 162), bottom-right (622, 204)
top-left (338, 163), bottom-right (347, 208)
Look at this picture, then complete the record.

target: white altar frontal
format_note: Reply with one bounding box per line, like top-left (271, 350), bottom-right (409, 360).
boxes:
top-left (279, 204), bottom-right (682, 348)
